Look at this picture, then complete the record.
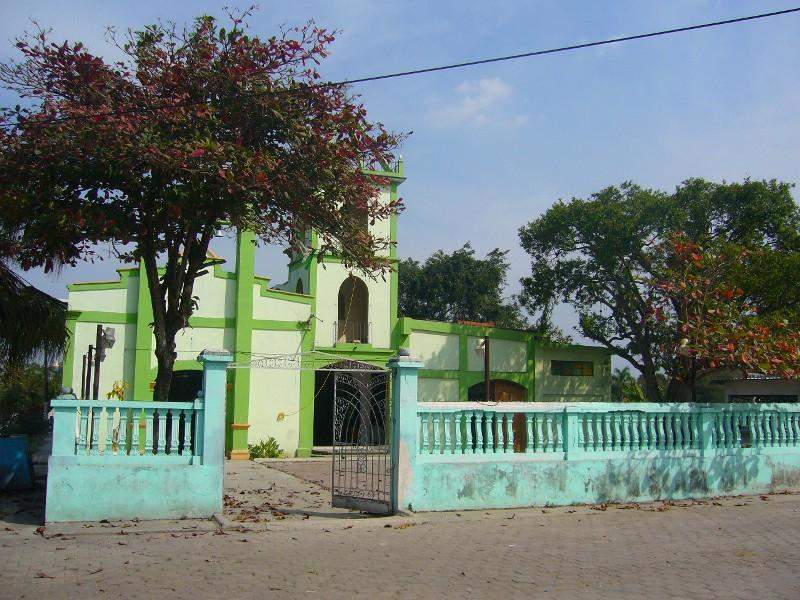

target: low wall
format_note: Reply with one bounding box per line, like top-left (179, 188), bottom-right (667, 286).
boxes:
top-left (409, 447), bottom-right (800, 511)
top-left (46, 460), bottom-right (223, 521)
top-left (389, 357), bottom-right (800, 512)
top-left (46, 350), bottom-right (231, 523)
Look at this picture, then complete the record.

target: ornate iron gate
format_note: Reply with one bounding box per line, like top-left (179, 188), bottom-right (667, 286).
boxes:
top-left (332, 369), bottom-right (393, 514)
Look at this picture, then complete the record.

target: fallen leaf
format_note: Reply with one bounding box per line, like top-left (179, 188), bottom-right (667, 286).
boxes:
top-left (35, 572), bottom-right (54, 579)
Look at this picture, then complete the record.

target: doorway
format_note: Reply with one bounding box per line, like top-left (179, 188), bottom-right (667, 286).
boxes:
top-left (313, 370), bottom-right (335, 446)
top-left (468, 379), bottom-right (528, 452)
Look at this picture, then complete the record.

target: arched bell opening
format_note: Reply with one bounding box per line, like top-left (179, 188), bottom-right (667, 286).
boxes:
top-left (337, 276), bottom-right (369, 343)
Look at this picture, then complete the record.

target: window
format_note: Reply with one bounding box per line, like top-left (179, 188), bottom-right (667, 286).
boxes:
top-left (551, 360), bottom-right (594, 377)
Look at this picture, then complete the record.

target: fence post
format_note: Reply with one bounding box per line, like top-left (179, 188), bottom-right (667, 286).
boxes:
top-left (197, 350), bottom-right (233, 467)
top-left (563, 408), bottom-right (582, 460)
top-left (698, 406), bottom-right (715, 454)
top-left (389, 349), bottom-right (424, 514)
top-left (50, 395), bottom-right (78, 457)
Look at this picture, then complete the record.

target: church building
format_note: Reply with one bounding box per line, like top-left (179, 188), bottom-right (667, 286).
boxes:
top-left (60, 160), bottom-right (611, 458)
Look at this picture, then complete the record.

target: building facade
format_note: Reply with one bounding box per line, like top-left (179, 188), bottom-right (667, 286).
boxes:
top-left (61, 160), bottom-right (612, 458)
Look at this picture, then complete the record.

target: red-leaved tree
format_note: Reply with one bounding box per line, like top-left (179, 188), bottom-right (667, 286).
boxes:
top-left (0, 10), bottom-right (403, 399)
top-left (651, 233), bottom-right (800, 398)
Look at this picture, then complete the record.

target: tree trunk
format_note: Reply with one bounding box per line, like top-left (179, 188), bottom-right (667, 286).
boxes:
top-left (639, 356), bottom-right (663, 403)
top-left (141, 228), bottom-right (214, 402)
top-left (142, 249), bottom-right (176, 403)
top-left (665, 378), bottom-right (692, 403)
top-left (153, 331), bottom-right (177, 402)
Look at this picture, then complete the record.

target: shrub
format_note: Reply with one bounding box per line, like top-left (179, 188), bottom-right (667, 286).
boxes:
top-left (248, 437), bottom-right (285, 459)
top-left (0, 364), bottom-right (49, 435)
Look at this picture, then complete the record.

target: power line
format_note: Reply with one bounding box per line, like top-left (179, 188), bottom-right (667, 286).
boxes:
top-left (3, 6), bottom-right (799, 129)
top-left (338, 7), bottom-right (800, 85)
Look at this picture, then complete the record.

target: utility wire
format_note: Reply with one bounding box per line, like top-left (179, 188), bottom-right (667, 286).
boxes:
top-left (338, 7), bottom-right (800, 85)
top-left (3, 7), bottom-right (799, 129)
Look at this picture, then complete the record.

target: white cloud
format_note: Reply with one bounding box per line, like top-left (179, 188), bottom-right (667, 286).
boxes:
top-left (429, 77), bottom-right (526, 127)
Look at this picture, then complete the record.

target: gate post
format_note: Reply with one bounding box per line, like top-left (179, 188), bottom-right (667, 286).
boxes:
top-left (198, 350), bottom-right (233, 467)
top-left (389, 349), bottom-right (423, 513)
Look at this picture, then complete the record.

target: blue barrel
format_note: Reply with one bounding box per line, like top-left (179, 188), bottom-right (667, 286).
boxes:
top-left (0, 435), bottom-right (34, 490)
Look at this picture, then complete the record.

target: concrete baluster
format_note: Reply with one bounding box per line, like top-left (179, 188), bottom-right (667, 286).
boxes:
top-left (420, 413), bottom-right (430, 454)
top-left (443, 412), bottom-right (453, 454)
top-left (525, 413), bottom-right (535, 454)
top-left (631, 413), bottom-right (641, 450)
top-left (475, 412), bottom-right (484, 454)
top-left (505, 414), bottom-right (515, 454)
top-left (431, 413), bottom-right (441, 454)
top-left (144, 409), bottom-right (154, 455)
top-left (486, 413), bottom-right (495, 453)
top-left (463, 412), bottom-right (474, 454)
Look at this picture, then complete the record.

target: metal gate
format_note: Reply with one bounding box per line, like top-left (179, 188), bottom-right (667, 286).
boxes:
top-left (332, 369), bottom-right (392, 514)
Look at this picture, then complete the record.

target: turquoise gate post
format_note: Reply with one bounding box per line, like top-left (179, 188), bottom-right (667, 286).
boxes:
top-left (197, 349), bottom-right (233, 467)
top-left (390, 350), bottom-right (423, 514)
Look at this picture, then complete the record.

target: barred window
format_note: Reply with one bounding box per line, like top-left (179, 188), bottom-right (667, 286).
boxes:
top-left (551, 360), bottom-right (594, 377)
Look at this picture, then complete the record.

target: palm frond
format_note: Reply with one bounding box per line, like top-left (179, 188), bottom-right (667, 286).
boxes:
top-left (0, 261), bottom-right (68, 367)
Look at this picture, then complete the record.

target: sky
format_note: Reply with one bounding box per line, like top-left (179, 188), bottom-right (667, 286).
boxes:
top-left (2, 0), bottom-right (800, 350)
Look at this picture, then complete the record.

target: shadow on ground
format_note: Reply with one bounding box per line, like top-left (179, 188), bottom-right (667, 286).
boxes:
top-left (0, 485), bottom-right (45, 526)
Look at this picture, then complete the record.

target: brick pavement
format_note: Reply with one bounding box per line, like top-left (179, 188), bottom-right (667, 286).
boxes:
top-left (2, 460), bottom-right (800, 599)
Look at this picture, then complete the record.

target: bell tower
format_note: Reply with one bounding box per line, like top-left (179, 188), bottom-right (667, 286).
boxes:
top-left (282, 160), bottom-right (406, 351)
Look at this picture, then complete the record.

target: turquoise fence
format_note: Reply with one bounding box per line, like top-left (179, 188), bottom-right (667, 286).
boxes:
top-left (46, 350), bottom-right (232, 522)
top-left (390, 355), bottom-right (800, 512)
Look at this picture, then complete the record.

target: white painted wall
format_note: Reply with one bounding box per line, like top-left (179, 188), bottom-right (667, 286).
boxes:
top-left (535, 347), bottom-right (611, 401)
top-left (192, 272), bottom-right (236, 318)
top-left (418, 378), bottom-right (459, 402)
top-left (248, 330), bottom-right (304, 455)
top-left (252, 288), bottom-right (311, 321)
top-left (69, 284), bottom-right (138, 314)
top-left (409, 331), bottom-right (459, 370)
top-left (466, 337), bottom-right (527, 372)
top-left (153, 327), bottom-right (235, 367)
top-left (70, 322), bottom-right (136, 398)
top-left (724, 379), bottom-right (800, 400)
top-left (314, 264), bottom-right (391, 348)
top-left (372, 186), bottom-right (391, 258)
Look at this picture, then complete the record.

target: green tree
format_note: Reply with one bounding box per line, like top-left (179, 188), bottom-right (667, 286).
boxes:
top-left (519, 178), bottom-right (799, 401)
top-left (0, 11), bottom-right (402, 400)
top-left (0, 363), bottom-right (50, 435)
top-left (398, 244), bottom-right (528, 329)
top-left (610, 366), bottom-right (646, 402)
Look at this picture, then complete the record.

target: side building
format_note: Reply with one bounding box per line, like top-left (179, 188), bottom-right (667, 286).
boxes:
top-left (61, 160), bottom-right (611, 458)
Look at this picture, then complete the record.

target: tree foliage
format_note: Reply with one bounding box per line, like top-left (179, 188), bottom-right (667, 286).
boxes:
top-left (610, 367), bottom-right (647, 403)
top-left (519, 178), bottom-right (800, 401)
top-left (0, 10), bottom-right (402, 399)
top-left (0, 258), bottom-right (66, 368)
top-left (0, 362), bottom-right (51, 435)
top-left (652, 234), bottom-right (800, 383)
top-left (398, 243), bottom-right (535, 331)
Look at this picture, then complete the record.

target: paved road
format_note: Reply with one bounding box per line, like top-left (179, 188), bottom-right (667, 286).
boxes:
top-left (3, 461), bottom-right (800, 599)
